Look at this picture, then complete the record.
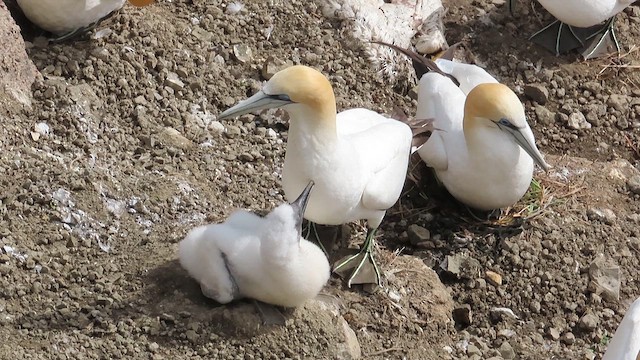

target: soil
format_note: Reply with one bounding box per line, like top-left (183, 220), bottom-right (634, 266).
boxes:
top-left (1, 0), bottom-right (639, 359)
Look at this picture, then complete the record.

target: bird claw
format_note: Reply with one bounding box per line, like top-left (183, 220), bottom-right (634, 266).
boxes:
top-left (529, 20), bottom-right (583, 56)
top-left (580, 18), bottom-right (620, 60)
top-left (333, 249), bottom-right (382, 288)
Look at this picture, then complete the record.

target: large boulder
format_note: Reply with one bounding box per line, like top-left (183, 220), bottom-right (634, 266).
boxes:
top-left (0, 1), bottom-right (39, 114)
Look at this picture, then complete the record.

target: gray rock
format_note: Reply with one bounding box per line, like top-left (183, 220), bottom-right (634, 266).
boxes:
top-left (627, 175), bottom-right (640, 195)
top-left (407, 224), bottom-right (431, 245)
top-left (467, 344), bottom-right (482, 357)
top-left (233, 44), bottom-right (253, 63)
top-left (498, 342), bottom-right (515, 360)
top-left (534, 105), bottom-right (554, 125)
top-left (164, 72), bottom-right (185, 91)
top-left (440, 254), bottom-right (481, 279)
top-left (578, 312), bottom-right (599, 332)
top-left (561, 332), bottom-right (575, 345)
top-left (524, 84), bottom-right (549, 104)
top-left (587, 208), bottom-right (616, 225)
top-left (607, 94), bottom-right (629, 112)
top-left (567, 112), bottom-right (591, 130)
top-left (547, 327), bottom-right (560, 340)
top-left (588, 255), bottom-right (620, 301)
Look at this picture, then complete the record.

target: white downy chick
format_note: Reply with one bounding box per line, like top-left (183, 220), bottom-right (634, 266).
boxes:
top-left (179, 181), bottom-right (330, 308)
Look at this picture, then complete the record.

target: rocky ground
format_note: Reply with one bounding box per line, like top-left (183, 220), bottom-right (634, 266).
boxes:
top-left (0, 0), bottom-right (639, 359)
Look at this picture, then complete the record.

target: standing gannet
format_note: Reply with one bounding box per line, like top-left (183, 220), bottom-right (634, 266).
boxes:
top-left (218, 65), bottom-right (413, 287)
top-left (509, 0), bottom-right (634, 59)
top-left (16, 0), bottom-right (154, 41)
top-left (602, 297), bottom-right (640, 360)
top-left (179, 181), bottom-right (330, 310)
top-left (380, 44), bottom-right (551, 210)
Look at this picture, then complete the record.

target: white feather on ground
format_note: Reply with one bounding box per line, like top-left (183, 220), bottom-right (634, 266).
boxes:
top-left (316, 0), bottom-right (447, 83)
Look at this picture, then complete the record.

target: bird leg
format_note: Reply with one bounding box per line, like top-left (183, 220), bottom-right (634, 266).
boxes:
top-left (332, 228), bottom-right (382, 288)
top-left (302, 220), bottom-right (328, 256)
top-left (529, 20), bottom-right (583, 56)
top-left (580, 17), bottom-right (620, 60)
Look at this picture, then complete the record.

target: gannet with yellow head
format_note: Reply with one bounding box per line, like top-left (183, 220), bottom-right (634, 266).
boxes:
top-left (179, 181), bottom-right (330, 309)
top-left (218, 65), bottom-right (413, 287)
top-left (16, 0), bottom-right (154, 40)
top-left (376, 44), bottom-right (551, 211)
top-left (417, 58), bottom-right (550, 210)
top-left (602, 296), bottom-right (640, 360)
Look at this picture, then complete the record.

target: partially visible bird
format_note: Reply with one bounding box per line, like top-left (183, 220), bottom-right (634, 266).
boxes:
top-left (179, 181), bottom-right (330, 313)
top-left (218, 65), bottom-right (413, 287)
top-left (378, 43), bottom-right (551, 211)
top-left (509, 0), bottom-right (635, 59)
top-left (15, 0), bottom-right (154, 41)
top-left (603, 297), bottom-right (640, 360)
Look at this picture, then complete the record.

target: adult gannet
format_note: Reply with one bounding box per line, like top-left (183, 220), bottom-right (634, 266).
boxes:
top-left (16, 0), bottom-right (154, 41)
top-left (218, 65), bottom-right (413, 287)
top-left (380, 44), bottom-right (551, 210)
top-left (509, 0), bottom-right (634, 59)
top-left (602, 297), bottom-right (640, 360)
top-left (179, 181), bottom-right (330, 310)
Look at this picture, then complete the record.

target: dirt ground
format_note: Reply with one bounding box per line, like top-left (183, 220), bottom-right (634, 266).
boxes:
top-left (1, 0), bottom-right (639, 359)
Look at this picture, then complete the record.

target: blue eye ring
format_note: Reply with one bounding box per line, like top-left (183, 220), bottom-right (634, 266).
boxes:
top-left (498, 118), bottom-right (511, 126)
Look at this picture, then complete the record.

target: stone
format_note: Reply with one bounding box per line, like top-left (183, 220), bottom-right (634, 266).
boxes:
top-left (547, 327), bottom-right (560, 340)
top-left (0, 2), bottom-right (40, 111)
top-left (561, 332), bottom-right (575, 345)
top-left (567, 112), bottom-right (591, 130)
top-left (158, 127), bottom-right (193, 150)
top-left (452, 304), bottom-right (472, 326)
top-left (233, 44), bottom-right (253, 63)
top-left (534, 105), bottom-right (554, 125)
top-left (524, 84), bottom-right (549, 105)
top-left (578, 312), bottom-right (599, 332)
top-left (498, 341), bottom-right (515, 360)
top-left (587, 208), bottom-right (617, 225)
top-left (588, 255), bottom-right (620, 301)
top-left (467, 344), bottom-right (482, 357)
top-left (407, 224), bottom-right (431, 245)
top-left (440, 254), bottom-right (481, 279)
top-left (164, 72), bottom-right (185, 91)
top-left (486, 270), bottom-right (503, 286)
top-left (627, 175), bottom-right (640, 195)
top-left (607, 94), bottom-right (629, 112)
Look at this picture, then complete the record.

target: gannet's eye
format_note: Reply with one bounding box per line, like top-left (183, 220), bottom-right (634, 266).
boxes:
top-left (498, 118), bottom-right (511, 126)
top-left (271, 94), bottom-right (291, 102)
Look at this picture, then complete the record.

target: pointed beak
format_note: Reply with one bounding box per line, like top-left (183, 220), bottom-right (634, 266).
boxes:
top-left (500, 124), bottom-right (552, 171)
top-left (217, 90), bottom-right (293, 120)
top-left (290, 181), bottom-right (314, 235)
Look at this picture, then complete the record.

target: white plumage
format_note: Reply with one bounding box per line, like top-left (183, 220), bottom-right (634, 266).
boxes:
top-left (603, 297), bottom-right (640, 360)
top-left (16, 0), bottom-right (153, 35)
top-left (218, 65), bottom-right (413, 286)
top-left (179, 182), bottom-right (330, 308)
top-left (415, 58), bottom-right (550, 210)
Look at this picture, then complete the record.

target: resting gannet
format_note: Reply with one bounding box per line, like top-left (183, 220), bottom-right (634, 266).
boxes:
top-left (509, 0), bottom-right (634, 59)
top-left (179, 181), bottom-right (330, 309)
top-left (381, 44), bottom-right (551, 210)
top-left (218, 65), bottom-right (413, 287)
top-left (602, 297), bottom-right (640, 360)
top-left (16, 0), bottom-right (154, 41)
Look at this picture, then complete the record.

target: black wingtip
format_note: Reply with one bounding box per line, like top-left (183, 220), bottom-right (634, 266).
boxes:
top-left (372, 41), bottom-right (460, 86)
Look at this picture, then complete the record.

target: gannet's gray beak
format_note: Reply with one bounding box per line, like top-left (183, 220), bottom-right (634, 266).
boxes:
top-left (290, 180), bottom-right (314, 236)
top-left (498, 121), bottom-right (552, 172)
top-left (217, 90), bottom-right (293, 120)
